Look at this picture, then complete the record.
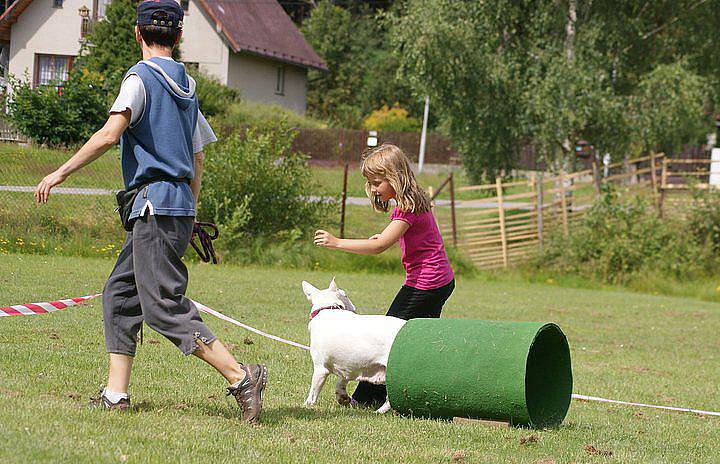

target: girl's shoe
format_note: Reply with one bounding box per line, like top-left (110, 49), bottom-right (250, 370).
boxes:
top-left (227, 364), bottom-right (268, 423)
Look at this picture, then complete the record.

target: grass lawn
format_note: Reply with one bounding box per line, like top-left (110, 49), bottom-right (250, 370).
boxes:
top-left (1, 254), bottom-right (719, 463)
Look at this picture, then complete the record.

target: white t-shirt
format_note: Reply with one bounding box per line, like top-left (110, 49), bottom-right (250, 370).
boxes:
top-left (109, 57), bottom-right (217, 154)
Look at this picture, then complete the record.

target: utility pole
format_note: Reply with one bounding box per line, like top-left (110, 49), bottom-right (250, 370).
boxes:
top-left (418, 95), bottom-right (429, 173)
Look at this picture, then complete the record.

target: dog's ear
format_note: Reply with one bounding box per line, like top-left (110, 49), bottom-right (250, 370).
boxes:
top-left (328, 276), bottom-right (338, 292)
top-left (337, 289), bottom-right (356, 313)
top-left (301, 281), bottom-right (319, 300)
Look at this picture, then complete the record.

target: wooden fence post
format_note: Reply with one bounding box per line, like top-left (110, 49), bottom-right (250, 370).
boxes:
top-left (659, 158), bottom-right (668, 217)
top-left (650, 152), bottom-right (660, 213)
top-left (449, 172), bottom-right (457, 248)
top-left (339, 161), bottom-right (349, 238)
top-left (559, 170), bottom-right (569, 237)
top-left (591, 155), bottom-right (601, 197)
top-left (535, 172), bottom-right (544, 251)
top-left (495, 177), bottom-right (508, 268)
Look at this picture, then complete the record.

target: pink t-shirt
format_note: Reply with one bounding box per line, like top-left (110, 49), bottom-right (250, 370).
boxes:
top-left (391, 207), bottom-right (455, 290)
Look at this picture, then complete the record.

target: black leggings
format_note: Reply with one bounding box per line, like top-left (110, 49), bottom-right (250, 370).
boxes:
top-left (351, 279), bottom-right (455, 406)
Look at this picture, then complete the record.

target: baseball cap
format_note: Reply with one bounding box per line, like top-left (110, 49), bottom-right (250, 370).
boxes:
top-left (136, 0), bottom-right (184, 29)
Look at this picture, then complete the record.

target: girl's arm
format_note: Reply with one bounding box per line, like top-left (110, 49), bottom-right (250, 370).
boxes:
top-left (314, 220), bottom-right (409, 255)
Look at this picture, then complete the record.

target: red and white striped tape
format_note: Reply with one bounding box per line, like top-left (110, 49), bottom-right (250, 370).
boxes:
top-left (2, 293), bottom-right (719, 418)
top-left (0, 294), bottom-right (101, 317)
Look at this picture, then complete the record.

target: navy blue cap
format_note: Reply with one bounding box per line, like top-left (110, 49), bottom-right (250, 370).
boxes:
top-left (137, 0), bottom-right (184, 29)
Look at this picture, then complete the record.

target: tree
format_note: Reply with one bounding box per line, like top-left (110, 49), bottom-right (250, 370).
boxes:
top-left (301, 1), bottom-right (418, 128)
top-left (76, 0), bottom-right (141, 101)
top-left (390, 0), bottom-right (718, 181)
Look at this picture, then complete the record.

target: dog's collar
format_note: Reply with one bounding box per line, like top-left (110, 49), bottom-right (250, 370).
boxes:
top-left (309, 304), bottom-right (345, 320)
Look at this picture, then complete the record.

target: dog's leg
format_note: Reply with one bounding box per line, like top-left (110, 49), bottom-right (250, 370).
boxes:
top-left (335, 377), bottom-right (352, 406)
top-left (304, 366), bottom-right (329, 406)
top-left (375, 397), bottom-right (392, 414)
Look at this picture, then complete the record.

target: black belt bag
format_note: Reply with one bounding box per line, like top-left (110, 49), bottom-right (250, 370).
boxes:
top-left (115, 176), bottom-right (189, 232)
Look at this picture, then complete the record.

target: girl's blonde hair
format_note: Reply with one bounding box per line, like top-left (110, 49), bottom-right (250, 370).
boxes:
top-left (361, 143), bottom-right (431, 214)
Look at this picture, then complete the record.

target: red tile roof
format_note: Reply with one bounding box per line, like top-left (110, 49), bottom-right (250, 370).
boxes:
top-left (196, 0), bottom-right (328, 71)
top-left (0, 0), bottom-right (328, 72)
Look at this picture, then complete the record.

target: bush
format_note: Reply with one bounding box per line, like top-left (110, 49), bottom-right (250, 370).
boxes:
top-left (7, 69), bottom-right (108, 147)
top-left (198, 120), bottom-right (334, 254)
top-left (191, 69), bottom-right (241, 118)
top-left (687, 187), bottom-right (720, 256)
top-left (535, 187), bottom-right (712, 284)
top-left (220, 100), bottom-right (327, 129)
top-left (362, 104), bottom-right (421, 132)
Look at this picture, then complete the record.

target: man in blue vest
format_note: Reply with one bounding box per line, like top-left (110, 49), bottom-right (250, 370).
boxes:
top-left (35, 0), bottom-right (268, 423)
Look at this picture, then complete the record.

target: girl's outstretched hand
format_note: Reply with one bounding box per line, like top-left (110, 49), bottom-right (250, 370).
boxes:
top-left (314, 230), bottom-right (338, 248)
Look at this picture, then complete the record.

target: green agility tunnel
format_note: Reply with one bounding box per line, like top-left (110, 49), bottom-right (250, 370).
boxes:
top-left (386, 319), bottom-right (572, 427)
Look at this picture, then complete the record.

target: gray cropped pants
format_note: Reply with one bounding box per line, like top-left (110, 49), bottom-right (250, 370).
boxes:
top-left (102, 214), bottom-right (216, 356)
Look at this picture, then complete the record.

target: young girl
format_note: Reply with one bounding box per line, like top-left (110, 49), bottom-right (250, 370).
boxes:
top-left (314, 143), bottom-right (455, 406)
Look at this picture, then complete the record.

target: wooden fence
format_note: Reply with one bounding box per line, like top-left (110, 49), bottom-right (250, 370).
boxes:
top-left (431, 153), bottom-right (680, 269)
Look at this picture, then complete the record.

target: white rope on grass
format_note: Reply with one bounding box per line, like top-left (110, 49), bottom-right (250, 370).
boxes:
top-left (3, 293), bottom-right (719, 417)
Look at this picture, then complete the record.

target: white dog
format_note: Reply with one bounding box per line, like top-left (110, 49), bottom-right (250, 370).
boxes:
top-left (301, 278), bottom-right (406, 413)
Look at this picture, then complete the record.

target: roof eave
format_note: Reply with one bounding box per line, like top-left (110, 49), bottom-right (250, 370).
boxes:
top-left (234, 47), bottom-right (328, 72)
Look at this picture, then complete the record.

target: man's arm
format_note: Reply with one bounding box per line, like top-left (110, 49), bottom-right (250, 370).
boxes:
top-left (35, 110), bottom-right (131, 203)
top-left (190, 151), bottom-right (204, 207)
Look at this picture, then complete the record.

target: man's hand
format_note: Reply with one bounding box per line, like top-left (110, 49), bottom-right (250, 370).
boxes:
top-left (35, 170), bottom-right (68, 204)
top-left (314, 229), bottom-right (339, 248)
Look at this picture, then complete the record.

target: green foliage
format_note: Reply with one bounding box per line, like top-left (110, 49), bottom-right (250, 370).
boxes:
top-left (536, 187), bottom-right (718, 284)
top-left (7, 69), bottom-right (108, 147)
top-left (76, 0), bottom-right (140, 101)
top-left (362, 104), bottom-right (421, 132)
top-left (191, 70), bottom-right (240, 118)
top-left (389, 0), bottom-right (719, 181)
top-left (220, 100), bottom-right (327, 129)
top-left (632, 61), bottom-right (711, 153)
top-left (687, 187), bottom-right (720, 256)
top-left (301, 1), bottom-right (418, 128)
top-left (198, 120), bottom-right (333, 252)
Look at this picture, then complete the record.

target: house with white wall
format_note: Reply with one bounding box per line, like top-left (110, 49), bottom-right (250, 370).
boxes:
top-left (0, 0), bottom-right (327, 113)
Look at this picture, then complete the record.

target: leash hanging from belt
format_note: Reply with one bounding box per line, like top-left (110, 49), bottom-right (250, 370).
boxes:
top-left (190, 221), bottom-right (219, 264)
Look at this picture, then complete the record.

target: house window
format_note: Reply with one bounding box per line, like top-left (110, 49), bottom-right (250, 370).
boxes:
top-left (94, 0), bottom-right (111, 19)
top-left (181, 0), bottom-right (189, 11)
top-left (81, 16), bottom-right (92, 38)
top-left (34, 54), bottom-right (73, 90)
top-left (53, 0), bottom-right (64, 8)
top-left (275, 66), bottom-right (285, 95)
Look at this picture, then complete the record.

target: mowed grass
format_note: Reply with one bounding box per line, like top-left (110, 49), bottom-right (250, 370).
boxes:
top-left (1, 254), bottom-right (719, 463)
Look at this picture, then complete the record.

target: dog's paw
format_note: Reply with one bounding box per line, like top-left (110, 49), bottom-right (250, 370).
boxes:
top-left (336, 393), bottom-right (352, 407)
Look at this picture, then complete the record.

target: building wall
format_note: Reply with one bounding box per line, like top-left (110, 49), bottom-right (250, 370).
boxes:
top-left (178, 0), bottom-right (229, 84)
top-left (227, 52), bottom-right (307, 114)
top-left (8, 0), bottom-right (87, 82)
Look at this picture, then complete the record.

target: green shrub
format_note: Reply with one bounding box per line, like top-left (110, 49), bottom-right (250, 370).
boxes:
top-left (687, 187), bottom-right (720, 255)
top-left (535, 187), bottom-right (711, 284)
top-left (191, 69), bottom-right (240, 118)
top-left (7, 69), bottom-right (107, 147)
top-left (362, 104), bottom-right (421, 132)
top-left (220, 100), bottom-right (327, 129)
top-left (198, 120), bottom-right (334, 254)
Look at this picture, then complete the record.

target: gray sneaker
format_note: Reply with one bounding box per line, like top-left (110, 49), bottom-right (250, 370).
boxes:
top-left (226, 364), bottom-right (268, 423)
top-left (91, 389), bottom-right (131, 411)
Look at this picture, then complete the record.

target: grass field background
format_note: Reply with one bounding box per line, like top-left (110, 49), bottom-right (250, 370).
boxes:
top-left (1, 254), bottom-right (719, 463)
